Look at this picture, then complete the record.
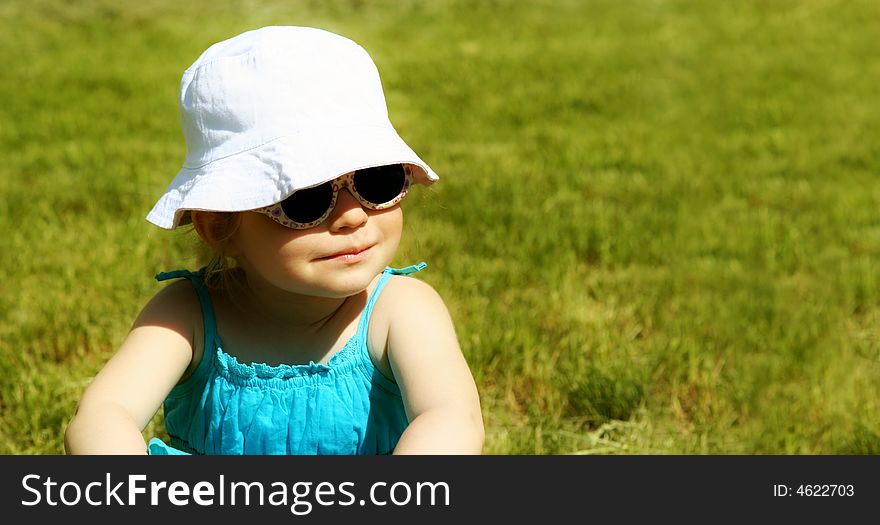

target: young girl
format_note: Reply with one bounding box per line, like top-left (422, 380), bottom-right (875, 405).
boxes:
top-left (64, 26), bottom-right (484, 455)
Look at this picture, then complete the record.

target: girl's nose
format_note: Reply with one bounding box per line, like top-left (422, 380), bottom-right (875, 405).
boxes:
top-left (327, 187), bottom-right (368, 231)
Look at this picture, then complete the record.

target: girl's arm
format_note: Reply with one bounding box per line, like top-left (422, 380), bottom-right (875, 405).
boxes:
top-left (383, 277), bottom-right (484, 454)
top-left (64, 281), bottom-right (199, 454)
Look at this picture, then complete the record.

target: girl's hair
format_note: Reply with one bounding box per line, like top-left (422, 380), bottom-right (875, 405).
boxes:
top-left (191, 211), bottom-right (246, 293)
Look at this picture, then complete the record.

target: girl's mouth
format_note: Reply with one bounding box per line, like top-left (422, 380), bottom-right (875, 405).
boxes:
top-left (319, 245), bottom-right (372, 263)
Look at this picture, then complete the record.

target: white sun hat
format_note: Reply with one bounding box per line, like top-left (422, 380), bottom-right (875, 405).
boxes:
top-left (146, 26), bottom-right (438, 229)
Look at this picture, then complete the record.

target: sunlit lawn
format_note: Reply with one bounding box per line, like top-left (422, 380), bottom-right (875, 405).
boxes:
top-left (1, 0), bottom-right (878, 454)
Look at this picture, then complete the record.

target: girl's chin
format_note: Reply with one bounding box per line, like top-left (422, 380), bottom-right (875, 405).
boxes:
top-left (305, 265), bottom-right (388, 298)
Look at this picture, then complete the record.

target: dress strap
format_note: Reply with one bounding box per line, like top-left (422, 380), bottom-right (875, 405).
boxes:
top-left (385, 262), bottom-right (427, 276)
top-left (356, 263), bottom-right (426, 340)
top-left (155, 268), bottom-right (220, 350)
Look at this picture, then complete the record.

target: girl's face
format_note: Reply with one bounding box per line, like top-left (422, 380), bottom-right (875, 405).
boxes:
top-left (230, 183), bottom-right (403, 299)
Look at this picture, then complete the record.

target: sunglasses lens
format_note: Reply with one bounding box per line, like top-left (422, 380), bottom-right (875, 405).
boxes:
top-left (353, 164), bottom-right (406, 205)
top-left (280, 182), bottom-right (334, 224)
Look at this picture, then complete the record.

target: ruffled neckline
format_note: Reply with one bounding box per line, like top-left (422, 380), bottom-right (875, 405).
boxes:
top-left (213, 333), bottom-right (362, 382)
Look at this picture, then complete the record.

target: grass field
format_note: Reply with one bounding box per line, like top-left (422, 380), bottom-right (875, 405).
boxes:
top-left (1, 0), bottom-right (878, 454)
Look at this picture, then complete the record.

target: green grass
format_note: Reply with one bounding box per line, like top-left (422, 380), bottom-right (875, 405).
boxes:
top-left (2, 0), bottom-right (879, 454)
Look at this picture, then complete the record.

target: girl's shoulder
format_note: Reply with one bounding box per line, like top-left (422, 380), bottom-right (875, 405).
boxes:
top-left (378, 273), bottom-right (446, 309)
top-left (369, 271), bottom-right (447, 322)
top-left (366, 273), bottom-right (452, 354)
top-left (132, 278), bottom-right (204, 379)
top-left (137, 278), bottom-right (203, 333)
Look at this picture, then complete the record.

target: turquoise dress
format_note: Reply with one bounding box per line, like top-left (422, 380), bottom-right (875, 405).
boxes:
top-left (147, 263), bottom-right (426, 455)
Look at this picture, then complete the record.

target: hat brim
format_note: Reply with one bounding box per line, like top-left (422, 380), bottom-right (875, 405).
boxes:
top-left (146, 123), bottom-right (438, 229)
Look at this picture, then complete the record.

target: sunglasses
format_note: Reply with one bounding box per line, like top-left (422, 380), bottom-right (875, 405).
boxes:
top-left (254, 164), bottom-right (412, 229)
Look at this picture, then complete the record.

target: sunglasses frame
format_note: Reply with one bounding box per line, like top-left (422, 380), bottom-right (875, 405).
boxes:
top-left (254, 164), bottom-right (413, 229)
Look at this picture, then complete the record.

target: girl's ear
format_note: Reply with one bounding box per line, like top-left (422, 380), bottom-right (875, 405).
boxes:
top-left (190, 211), bottom-right (214, 245)
top-left (191, 211), bottom-right (241, 256)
